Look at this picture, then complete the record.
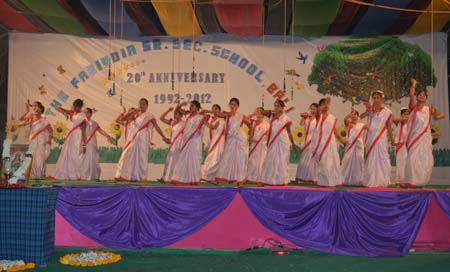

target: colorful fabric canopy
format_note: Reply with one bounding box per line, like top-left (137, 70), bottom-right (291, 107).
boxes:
top-left (0, 0), bottom-right (448, 37)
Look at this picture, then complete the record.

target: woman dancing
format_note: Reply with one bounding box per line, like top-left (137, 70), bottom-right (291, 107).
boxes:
top-left (171, 101), bottom-right (208, 184)
top-left (403, 78), bottom-right (445, 187)
top-left (257, 100), bottom-right (298, 186)
top-left (201, 104), bottom-right (226, 183)
top-left (246, 107), bottom-right (270, 183)
top-left (18, 103), bottom-right (52, 179)
top-left (50, 98), bottom-right (87, 180)
top-left (159, 107), bottom-right (185, 183)
top-left (115, 98), bottom-right (169, 182)
top-left (80, 108), bottom-right (113, 180)
top-left (341, 109), bottom-right (367, 186)
top-left (214, 98), bottom-right (251, 185)
top-left (295, 103), bottom-right (319, 184)
top-left (360, 91), bottom-right (393, 187)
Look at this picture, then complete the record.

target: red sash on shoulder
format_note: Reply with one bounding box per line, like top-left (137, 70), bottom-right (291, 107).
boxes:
top-left (345, 124), bottom-right (367, 154)
top-left (85, 125), bottom-right (99, 145)
top-left (123, 118), bottom-right (154, 151)
top-left (302, 117), bottom-right (317, 152)
top-left (207, 128), bottom-right (225, 155)
top-left (30, 124), bottom-right (51, 140)
top-left (366, 114), bottom-right (392, 159)
top-left (267, 115), bottom-right (291, 148)
top-left (312, 114), bottom-right (327, 158)
top-left (318, 118), bottom-right (337, 161)
top-left (249, 130), bottom-right (268, 156)
top-left (394, 124), bottom-right (405, 155)
top-left (66, 119), bottom-right (86, 139)
top-left (406, 106), bottom-right (432, 151)
top-left (169, 122), bottom-right (184, 151)
top-left (179, 114), bottom-right (207, 152)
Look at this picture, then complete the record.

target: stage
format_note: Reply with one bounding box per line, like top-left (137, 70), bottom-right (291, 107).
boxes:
top-left (47, 183), bottom-right (450, 257)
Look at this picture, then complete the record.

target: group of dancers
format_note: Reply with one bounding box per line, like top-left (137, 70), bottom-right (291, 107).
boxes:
top-left (19, 78), bottom-right (445, 187)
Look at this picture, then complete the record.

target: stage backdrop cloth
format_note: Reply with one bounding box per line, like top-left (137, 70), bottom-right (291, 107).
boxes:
top-left (56, 186), bottom-right (237, 248)
top-left (56, 187), bottom-right (434, 256)
top-left (434, 191), bottom-right (450, 220)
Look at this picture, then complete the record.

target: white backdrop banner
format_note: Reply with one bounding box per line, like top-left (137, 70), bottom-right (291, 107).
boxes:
top-left (7, 33), bottom-right (450, 176)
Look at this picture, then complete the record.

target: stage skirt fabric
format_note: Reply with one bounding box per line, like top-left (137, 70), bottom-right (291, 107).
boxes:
top-left (315, 114), bottom-right (342, 186)
top-left (115, 112), bottom-right (154, 181)
top-left (29, 118), bottom-right (51, 179)
top-left (296, 117), bottom-right (318, 183)
top-left (394, 123), bottom-right (407, 183)
top-left (246, 120), bottom-right (269, 182)
top-left (364, 107), bottom-right (392, 187)
top-left (171, 114), bottom-right (205, 184)
top-left (161, 120), bottom-right (185, 182)
top-left (52, 112), bottom-right (86, 180)
top-left (215, 113), bottom-right (248, 183)
top-left (258, 114), bottom-right (291, 185)
top-left (202, 118), bottom-right (226, 182)
top-left (341, 122), bottom-right (366, 186)
top-left (404, 106), bottom-right (433, 187)
top-left (80, 121), bottom-right (100, 180)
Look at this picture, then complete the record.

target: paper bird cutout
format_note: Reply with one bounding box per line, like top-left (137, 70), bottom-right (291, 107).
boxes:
top-left (325, 74), bottom-right (332, 85)
top-left (296, 51), bottom-right (308, 64)
top-left (286, 69), bottom-right (300, 77)
top-left (38, 85), bottom-right (46, 95)
top-left (317, 45), bottom-right (325, 52)
top-left (57, 65), bottom-right (66, 74)
top-left (352, 95), bottom-right (362, 105)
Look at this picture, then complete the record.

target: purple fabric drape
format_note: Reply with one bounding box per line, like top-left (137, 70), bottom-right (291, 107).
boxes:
top-left (434, 191), bottom-right (450, 220)
top-left (241, 189), bottom-right (431, 257)
top-left (56, 186), bottom-right (237, 249)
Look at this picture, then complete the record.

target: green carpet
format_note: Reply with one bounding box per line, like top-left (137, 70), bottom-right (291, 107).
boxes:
top-left (34, 248), bottom-right (450, 272)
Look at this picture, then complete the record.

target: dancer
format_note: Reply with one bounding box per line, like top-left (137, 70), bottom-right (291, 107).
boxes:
top-left (201, 104), bottom-right (226, 183)
top-left (246, 107), bottom-right (270, 183)
top-left (159, 107), bottom-right (185, 183)
top-left (171, 101), bottom-right (208, 184)
top-left (403, 78), bottom-right (445, 187)
top-left (18, 103), bottom-right (52, 179)
top-left (295, 103), bottom-right (319, 184)
top-left (257, 100), bottom-right (298, 185)
top-left (360, 90), bottom-right (393, 187)
top-left (50, 99), bottom-right (87, 180)
top-left (80, 108), bottom-right (113, 180)
top-left (312, 97), bottom-right (345, 187)
top-left (392, 107), bottom-right (409, 185)
top-left (341, 109), bottom-right (367, 186)
top-left (214, 98), bottom-right (251, 185)
top-left (115, 106), bottom-right (136, 143)
top-left (115, 98), bottom-right (170, 182)
top-left (19, 100), bottom-right (43, 121)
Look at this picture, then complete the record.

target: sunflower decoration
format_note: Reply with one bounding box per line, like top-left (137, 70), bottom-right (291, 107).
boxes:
top-left (6, 119), bottom-right (21, 142)
top-left (53, 121), bottom-right (68, 146)
top-left (336, 124), bottom-right (348, 143)
top-left (109, 121), bottom-right (123, 146)
top-left (430, 124), bottom-right (440, 145)
top-left (59, 251), bottom-right (121, 267)
top-left (292, 126), bottom-right (306, 144)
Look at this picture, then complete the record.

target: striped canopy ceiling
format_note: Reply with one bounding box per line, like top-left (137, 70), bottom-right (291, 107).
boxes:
top-left (0, 0), bottom-right (449, 37)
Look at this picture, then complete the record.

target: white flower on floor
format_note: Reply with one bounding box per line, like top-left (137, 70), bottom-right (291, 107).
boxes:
top-left (60, 251), bottom-right (121, 266)
top-left (0, 260), bottom-right (35, 271)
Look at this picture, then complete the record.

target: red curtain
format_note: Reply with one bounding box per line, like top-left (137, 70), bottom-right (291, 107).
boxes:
top-left (0, 0), bottom-right (41, 32)
top-left (213, 0), bottom-right (264, 37)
